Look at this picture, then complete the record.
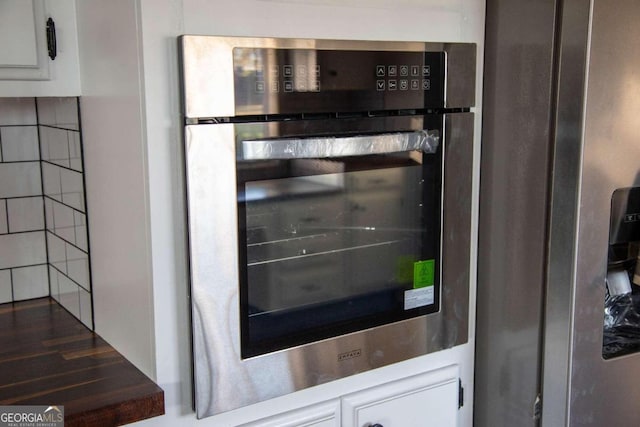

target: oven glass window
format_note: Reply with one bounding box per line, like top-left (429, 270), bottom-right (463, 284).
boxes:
top-left (237, 150), bottom-right (441, 358)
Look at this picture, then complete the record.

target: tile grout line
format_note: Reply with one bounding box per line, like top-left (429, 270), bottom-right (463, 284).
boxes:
top-left (42, 159), bottom-right (83, 174)
top-left (35, 99), bottom-right (53, 305)
top-left (38, 123), bottom-right (80, 132)
top-left (44, 194), bottom-right (85, 215)
top-left (9, 267), bottom-right (14, 302)
top-left (4, 196), bottom-right (9, 234)
top-left (46, 228), bottom-right (88, 255)
top-left (76, 97), bottom-right (95, 330)
top-left (0, 199), bottom-right (4, 235)
top-left (48, 261), bottom-right (90, 294)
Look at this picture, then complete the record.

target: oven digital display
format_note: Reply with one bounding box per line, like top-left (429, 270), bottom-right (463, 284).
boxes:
top-left (233, 48), bottom-right (445, 115)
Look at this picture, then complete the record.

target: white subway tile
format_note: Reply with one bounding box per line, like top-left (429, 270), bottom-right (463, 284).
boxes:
top-left (0, 199), bottom-right (7, 234)
top-left (69, 131), bottom-right (83, 172)
top-left (49, 266), bottom-right (60, 302)
top-left (58, 274), bottom-right (80, 319)
top-left (0, 99), bottom-right (36, 126)
top-left (55, 99), bottom-right (79, 130)
top-left (0, 269), bottom-right (11, 304)
top-left (36, 98), bottom-right (79, 131)
top-left (36, 98), bottom-right (56, 128)
top-left (0, 126), bottom-right (39, 161)
top-left (44, 197), bottom-right (54, 231)
top-left (0, 163), bottom-right (42, 199)
top-left (60, 168), bottom-right (84, 212)
top-left (42, 163), bottom-right (62, 202)
top-left (52, 199), bottom-right (75, 243)
top-left (46, 232), bottom-right (66, 274)
top-left (74, 211), bottom-right (87, 251)
top-left (7, 197), bottom-right (44, 233)
top-left (0, 232), bottom-right (46, 269)
top-left (66, 244), bottom-right (89, 291)
top-left (39, 126), bottom-right (70, 168)
top-left (12, 264), bottom-right (48, 301)
top-left (79, 287), bottom-right (93, 329)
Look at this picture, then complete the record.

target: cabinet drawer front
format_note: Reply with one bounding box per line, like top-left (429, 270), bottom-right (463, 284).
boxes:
top-left (239, 400), bottom-right (340, 427)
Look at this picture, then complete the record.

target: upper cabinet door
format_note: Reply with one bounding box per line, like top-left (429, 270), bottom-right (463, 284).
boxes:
top-left (0, 0), bottom-right (80, 96)
top-left (0, 0), bottom-right (50, 80)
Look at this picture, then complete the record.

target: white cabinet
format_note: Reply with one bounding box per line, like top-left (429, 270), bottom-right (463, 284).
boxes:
top-left (0, 0), bottom-right (80, 96)
top-left (342, 365), bottom-right (459, 427)
top-left (0, 0), bottom-right (48, 80)
top-left (240, 400), bottom-right (341, 427)
top-left (243, 365), bottom-right (459, 427)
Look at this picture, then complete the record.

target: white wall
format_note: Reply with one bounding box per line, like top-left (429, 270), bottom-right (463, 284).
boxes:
top-left (134, 0), bottom-right (485, 426)
top-left (75, 0), bottom-right (156, 379)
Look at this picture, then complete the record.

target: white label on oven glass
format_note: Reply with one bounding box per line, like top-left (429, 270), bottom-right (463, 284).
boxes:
top-left (404, 287), bottom-right (434, 310)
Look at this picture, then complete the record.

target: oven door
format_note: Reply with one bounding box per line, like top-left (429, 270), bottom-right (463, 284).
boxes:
top-left (184, 113), bottom-right (473, 417)
top-left (235, 120), bottom-right (443, 358)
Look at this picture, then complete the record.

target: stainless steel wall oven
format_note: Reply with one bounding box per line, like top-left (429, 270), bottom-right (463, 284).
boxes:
top-left (179, 36), bottom-right (476, 418)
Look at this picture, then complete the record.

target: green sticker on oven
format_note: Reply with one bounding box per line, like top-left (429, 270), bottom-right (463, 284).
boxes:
top-left (396, 256), bottom-right (416, 284)
top-left (414, 260), bottom-right (435, 288)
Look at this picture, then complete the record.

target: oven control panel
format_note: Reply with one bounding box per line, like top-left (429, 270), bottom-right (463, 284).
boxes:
top-left (233, 48), bottom-right (445, 115)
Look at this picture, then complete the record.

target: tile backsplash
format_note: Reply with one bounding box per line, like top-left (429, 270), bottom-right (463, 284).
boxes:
top-left (0, 97), bottom-right (93, 329)
top-left (0, 98), bottom-right (47, 305)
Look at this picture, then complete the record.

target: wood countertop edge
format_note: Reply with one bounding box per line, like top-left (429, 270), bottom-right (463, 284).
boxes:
top-left (64, 390), bottom-right (165, 427)
top-left (0, 298), bottom-right (166, 426)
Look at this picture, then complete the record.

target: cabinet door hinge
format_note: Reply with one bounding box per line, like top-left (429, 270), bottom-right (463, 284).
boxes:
top-left (46, 18), bottom-right (57, 60)
top-left (533, 394), bottom-right (542, 420)
top-left (458, 379), bottom-right (464, 409)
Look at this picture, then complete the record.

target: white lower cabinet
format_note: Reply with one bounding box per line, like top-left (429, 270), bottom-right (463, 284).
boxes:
top-left (342, 365), bottom-right (459, 427)
top-left (240, 400), bottom-right (341, 427)
top-left (242, 365), bottom-right (459, 427)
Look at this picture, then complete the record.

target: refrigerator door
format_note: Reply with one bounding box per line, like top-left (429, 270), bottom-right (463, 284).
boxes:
top-left (544, 0), bottom-right (640, 425)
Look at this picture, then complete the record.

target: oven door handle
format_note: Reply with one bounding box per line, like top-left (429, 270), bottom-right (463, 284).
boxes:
top-left (239, 130), bottom-right (440, 160)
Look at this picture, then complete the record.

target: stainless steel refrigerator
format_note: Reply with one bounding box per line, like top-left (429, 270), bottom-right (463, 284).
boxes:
top-left (476, 0), bottom-right (640, 425)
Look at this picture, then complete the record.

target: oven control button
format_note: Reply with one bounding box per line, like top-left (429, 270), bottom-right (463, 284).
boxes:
top-left (388, 65), bottom-right (397, 76)
top-left (376, 80), bottom-right (385, 91)
top-left (411, 79), bottom-right (419, 90)
top-left (423, 65), bottom-right (431, 76)
top-left (399, 79), bottom-right (408, 90)
top-left (422, 79), bottom-right (431, 90)
top-left (283, 65), bottom-right (293, 77)
top-left (411, 65), bottom-right (420, 76)
top-left (376, 65), bottom-right (385, 77)
top-left (400, 65), bottom-right (409, 76)
top-left (255, 81), bottom-right (265, 93)
top-left (284, 81), bottom-right (294, 92)
top-left (388, 80), bottom-right (397, 91)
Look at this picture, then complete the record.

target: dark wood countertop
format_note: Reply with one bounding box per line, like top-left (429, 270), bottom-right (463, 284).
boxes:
top-left (0, 298), bottom-right (164, 426)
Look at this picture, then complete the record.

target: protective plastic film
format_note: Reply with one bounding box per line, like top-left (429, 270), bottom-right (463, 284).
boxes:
top-left (240, 130), bottom-right (440, 160)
